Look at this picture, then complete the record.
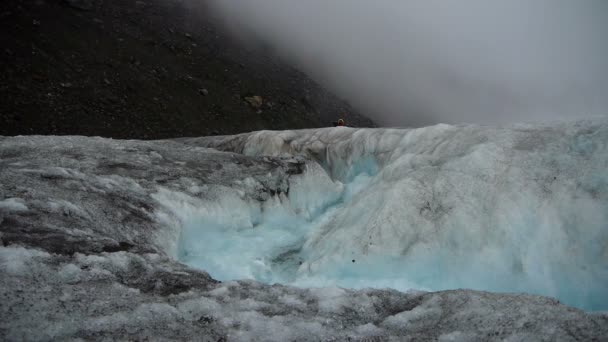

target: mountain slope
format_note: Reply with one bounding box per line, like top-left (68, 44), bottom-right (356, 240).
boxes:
top-left (0, 0), bottom-right (374, 139)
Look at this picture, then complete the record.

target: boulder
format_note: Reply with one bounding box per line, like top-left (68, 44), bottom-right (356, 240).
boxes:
top-left (244, 95), bottom-right (263, 109)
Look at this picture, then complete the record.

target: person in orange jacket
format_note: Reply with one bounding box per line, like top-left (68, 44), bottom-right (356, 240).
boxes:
top-left (332, 118), bottom-right (345, 127)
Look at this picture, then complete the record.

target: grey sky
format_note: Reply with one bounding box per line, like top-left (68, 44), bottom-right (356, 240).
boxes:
top-left (206, 0), bottom-right (608, 126)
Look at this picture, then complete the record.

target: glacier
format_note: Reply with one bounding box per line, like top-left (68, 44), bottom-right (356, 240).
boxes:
top-left (1, 119), bottom-right (607, 340)
top-left (177, 119), bottom-right (608, 312)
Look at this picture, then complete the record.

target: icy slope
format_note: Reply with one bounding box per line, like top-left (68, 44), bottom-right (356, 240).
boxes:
top-left (1, 122), bottom-right (607, 340)
top-left (183, 119), bottom-right (608, 311)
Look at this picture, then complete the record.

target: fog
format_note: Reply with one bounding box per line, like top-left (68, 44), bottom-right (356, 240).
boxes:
top-left (204, 0), bottom-right (608, 127)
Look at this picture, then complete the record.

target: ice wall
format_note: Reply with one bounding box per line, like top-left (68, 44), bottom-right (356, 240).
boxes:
top-left (174, 119), bottom-right (608, 311)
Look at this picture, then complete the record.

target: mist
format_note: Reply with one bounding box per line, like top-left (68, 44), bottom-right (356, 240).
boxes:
top-left (204, 0), bottom-right (608, 127)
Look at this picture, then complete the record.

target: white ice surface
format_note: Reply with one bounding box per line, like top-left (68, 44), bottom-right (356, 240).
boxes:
top-left (2, 131), bottom-right (608, 340)
top-left (0, 246), bottom-right (50, 276)
top-left (0, 198), bottom-right (29, 212)
top-left (171, 119), bottom-right (608, 311)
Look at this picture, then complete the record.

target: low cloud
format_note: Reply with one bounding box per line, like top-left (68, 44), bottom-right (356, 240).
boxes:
top-left (205, 0), bottom-right (608, 126)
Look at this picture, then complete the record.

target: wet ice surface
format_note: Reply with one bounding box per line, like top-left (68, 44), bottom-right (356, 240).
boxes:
top-left (182, 119), bottom-right (608, 312)
top-left (1, 121), bottom-right (607, 340)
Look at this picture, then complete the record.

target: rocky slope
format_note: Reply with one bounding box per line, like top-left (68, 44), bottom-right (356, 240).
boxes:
top-left (0, 0), bottom-right (374, 139)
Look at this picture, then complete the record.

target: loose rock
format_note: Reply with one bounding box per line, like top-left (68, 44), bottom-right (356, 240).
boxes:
top-left (245, 95), bottom-right (263, 109)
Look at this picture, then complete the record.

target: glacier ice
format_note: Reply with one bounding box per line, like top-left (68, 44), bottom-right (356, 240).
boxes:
top-left (176, 119), bottom-right (608, 311)
top-left (1, 128), bottom-right (607, 340)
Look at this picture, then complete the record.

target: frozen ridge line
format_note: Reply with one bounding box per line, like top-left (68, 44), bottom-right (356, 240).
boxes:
top-left (0, 119), bottom-right (606, 340)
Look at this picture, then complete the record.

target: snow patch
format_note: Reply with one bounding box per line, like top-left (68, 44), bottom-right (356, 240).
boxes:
top-left (0, 198), bottom-right (29, 212)
top-left (176, 296), bottom-right (222, 320)
top-left (0, 247), bottom-right (50, 275)
top-left (59, 264), bottom-right (82, 283)
top-left (47, 200), bottom-right (89, 219)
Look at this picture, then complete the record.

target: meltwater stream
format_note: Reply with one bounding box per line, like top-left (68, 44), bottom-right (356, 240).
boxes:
top-left (170, 120), bottom-right (608, 311)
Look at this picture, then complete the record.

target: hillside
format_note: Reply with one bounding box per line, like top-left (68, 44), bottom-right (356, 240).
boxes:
top-left (0, 0), bottom-right (374, 139)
